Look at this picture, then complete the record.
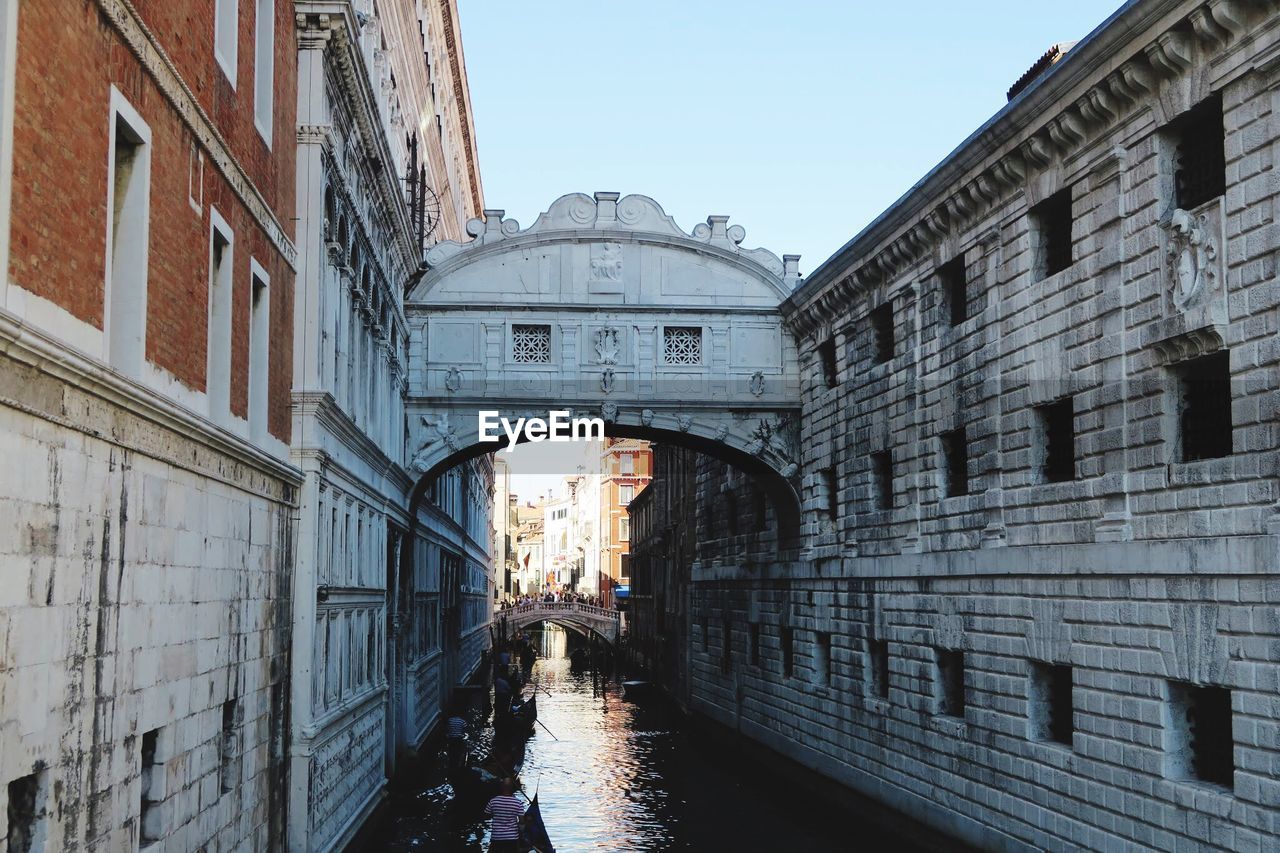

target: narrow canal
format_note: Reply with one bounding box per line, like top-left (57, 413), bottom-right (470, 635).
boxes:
top-left (370, 626), bottom-right (931, 851)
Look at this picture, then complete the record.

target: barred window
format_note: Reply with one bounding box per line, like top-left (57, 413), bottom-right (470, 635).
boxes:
top-left (941, 427), bottom-right (969, 497)
top-left (1032, 188), bottom-right (1073, 280)
top-left (511, 324), bottom-right (552, 363)
top-left (1177, 350), bottom-right (1231, 462)
top-left (1171, 94), bottom-right (1225, 211)
top-left (663, 326), bottom-right (702, 365)
top-left (939, 255), bottom-right (968, 326)
top-left (869, 303), bottom-right (894, 364)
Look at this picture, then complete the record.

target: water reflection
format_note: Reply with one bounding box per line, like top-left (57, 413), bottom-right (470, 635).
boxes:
top-left (375, 625), bottom-right (927, 851)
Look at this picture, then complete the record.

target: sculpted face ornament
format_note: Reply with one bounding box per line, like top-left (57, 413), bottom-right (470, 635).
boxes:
top-left (595, 327), bottom-right (620, 364)
top-left (641, 408), bottom-right (655, 427)
top-left (677, 415), bottom-right (693, 432)
top-left (1166, 208), bottom-right (1217, 310)
top-left (601, 402), bottom-right (619, 422)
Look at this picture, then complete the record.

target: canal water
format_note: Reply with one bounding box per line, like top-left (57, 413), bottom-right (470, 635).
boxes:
top-left (371, 627), bottom-right (930, 851)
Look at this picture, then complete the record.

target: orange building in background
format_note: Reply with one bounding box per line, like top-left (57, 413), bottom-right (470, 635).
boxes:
top-left (599, 438), bottom-right (651, 603)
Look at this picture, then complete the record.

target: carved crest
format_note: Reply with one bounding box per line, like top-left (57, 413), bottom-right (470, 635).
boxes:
top-left (1165, 208), bottom-right (1218, 310)
top-left (595, 327), bottom-right (620, 364)
top-left (600, 368), bottom-right (615, 394)
top-left (749, 371), bottom-right (766, 397)
top-left (444, 366), bottom-right (462, 392)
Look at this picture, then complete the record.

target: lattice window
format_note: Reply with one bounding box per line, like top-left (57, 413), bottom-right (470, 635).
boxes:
top-left (663, 326), bottom-right (702, 365)
top-left (511, 324), bottom-right (551, 363)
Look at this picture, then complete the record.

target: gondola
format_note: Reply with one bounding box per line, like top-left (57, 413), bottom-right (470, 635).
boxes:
top-left (496, 693), bottom-right (537, 737)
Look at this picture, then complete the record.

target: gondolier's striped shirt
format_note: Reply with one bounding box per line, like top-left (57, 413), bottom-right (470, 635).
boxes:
top-left (446, 716), bottom-right (466, 739)
top-left (484, 794), bottom-right (525, 841)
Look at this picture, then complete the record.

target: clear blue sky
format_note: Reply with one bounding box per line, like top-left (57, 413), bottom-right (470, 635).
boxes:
top-left (457, 0), bottom-right (1125, 275)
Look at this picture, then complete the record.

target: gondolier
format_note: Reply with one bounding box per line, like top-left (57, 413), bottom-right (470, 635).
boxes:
top-left (483, 778), bottom-right (526, 852)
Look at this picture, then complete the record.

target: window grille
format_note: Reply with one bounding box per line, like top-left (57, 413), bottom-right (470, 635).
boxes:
top-left (1178, 350), bottom-right (1231, 462)
top-left (818, 337), bottom-right (839, 387)
top-left (1172, 94), bottom-right (1225, 210)
top-left (1032, 188), bottom-right (1073, 279)
top-left (937, 649), bottom-right (966, 718)
top-left (1167, 681), bottom-right (1234, 788)
top-left (663, 326), bottom-right (702, 365)
top-left (1038, 398), bottom-right (1076, 483)
top-left (869, 640), bottom-right (890, 699)
top-left (940, 255), bottom-right (968, 326)
top-left (1029, 662), bottom-right (1074, 746)
top-left (869, 304), bottom-right (894, 364)
top-left (511, 324), bottom-right (551, 363)
top-left (872, 451), bottom-right (893, 510)
top-left (941, 428), bottom-right (968, 497)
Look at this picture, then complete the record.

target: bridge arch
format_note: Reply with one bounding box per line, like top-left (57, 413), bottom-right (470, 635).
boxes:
top-left (404, 191), bottom-right (805, 543)
top-left (495, 602), bottom-right (622, 645)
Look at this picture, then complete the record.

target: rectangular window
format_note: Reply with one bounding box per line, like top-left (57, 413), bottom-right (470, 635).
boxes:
top-left (1032, 188), bottom-right (1073, 280)
top-left (823, 466), bottom-right (838, 522)
top-left (1029, 662), bottom-right (1074, 746)
top-left (818, 337), bottom-right (839, 387)
top-left (620, 454), bottom-right (634, 474)
top-left (940, 255), bottom-right (968, 326)
top-left (139, 728), bottom-right (162, 845)
top-left (721, 620), bottom-right (732, 675)
top-left (1037, 397), bottom-right (1075, 483)
top-left (6, 770), bottom-right (48, 853)
top-left (941, 428), bottom-right (968, 498)
top-left (868, 639), bottom-right (890, 700)
top-left (936, 649), bottom-right (966, 718)
top-left (1166, 681), bottom-right (1233, 789)
top-left (748, 623), bottom-right (760, 667)
top-left (781, 626), bottom-right (794, 678)
top-left (220, 699), bottom-right (240, 793)
top-left (106, 89), bottom-right (151, 378)
top-left (663, 326), bottom-right (703, 365)
top-left (620, 553), bottom-right (631, 582)
top-left (511, 323), bottom-right (552, 363)
top-left (618, 517), bottom-right (630, 541)
top-left (871, 450), bottom-right (893, 511)
top-left (253, 0), bottom-right (274, 145)
top-left (248, 261), bottom-right (270, 442)
top-left (207, 210), bottom-right (234, 422)
top-left (1170, 93), bottom-right (1225, 210)
top-left (214, 0), bottom-right (238, 86)
top-left (869, 303), bottom-right (894, 364)
top-left (1177, 350), bottom-right (1232, 461)
top-left (815, 631), bottom-right (831, 686)
top-left (619, 485), bottom-right (634, 505)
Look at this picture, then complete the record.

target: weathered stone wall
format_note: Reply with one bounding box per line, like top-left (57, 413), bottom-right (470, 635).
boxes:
top-left (681, 1), bottom-right (1280, 850)
top-left (0, 336), bottom-right (296, 851)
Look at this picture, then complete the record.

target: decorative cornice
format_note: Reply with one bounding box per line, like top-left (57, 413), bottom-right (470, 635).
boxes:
top-left (95, 0), bottom-right (298, 270)
top-left (783, 0), bottom-right (1277, 339)
top-left (0, 309), bottom-right (301, 497)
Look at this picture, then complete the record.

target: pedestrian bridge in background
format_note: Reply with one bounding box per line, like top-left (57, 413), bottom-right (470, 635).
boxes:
top-left (498, 602), bottom-right (622, 644)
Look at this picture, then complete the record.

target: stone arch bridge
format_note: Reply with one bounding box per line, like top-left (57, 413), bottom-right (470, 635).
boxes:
top-left (497, 601), bottom-right (622, 644)
top-left (404, 191), bottom-right (805, 541)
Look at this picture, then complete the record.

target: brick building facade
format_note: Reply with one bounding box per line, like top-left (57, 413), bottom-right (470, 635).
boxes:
top-left (0, 0), bottom-right (298, 849)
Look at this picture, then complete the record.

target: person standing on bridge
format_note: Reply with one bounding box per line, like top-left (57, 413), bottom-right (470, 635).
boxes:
top-left (483, 777), bottom-right (526, 852)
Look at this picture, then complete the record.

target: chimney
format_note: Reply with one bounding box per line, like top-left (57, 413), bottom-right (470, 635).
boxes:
top-left (1007, 42), bottom-right (1078, 102)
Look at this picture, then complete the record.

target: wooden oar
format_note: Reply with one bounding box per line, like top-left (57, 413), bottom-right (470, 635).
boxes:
top-left (533, 717), bottom-right (559, 741)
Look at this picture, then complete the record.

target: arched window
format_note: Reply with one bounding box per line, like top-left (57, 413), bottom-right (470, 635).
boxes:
top-left (323, 186), bottom-right (336, 240)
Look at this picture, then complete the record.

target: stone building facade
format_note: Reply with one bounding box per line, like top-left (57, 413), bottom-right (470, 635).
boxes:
top-left (288, 1), bottom-right (486, 849)
top-left (662, 1), bottom-right (1280, 850)
top-left (0, 0), bottom-right (298, 850)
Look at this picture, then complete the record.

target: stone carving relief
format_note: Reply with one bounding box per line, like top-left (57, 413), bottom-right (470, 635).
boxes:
top-left (1164, 208), bottom-right (1218, 311)
top-left (600, 369), bottom-right (615, 394)
top-left (749, 371), bottom-right (766, 397)
top-left (601, 402), bottom-right (618, 422)
top-left (641, 408), bottom-right (655, 427)
top-left (588, 243), bottom-right (623, 284)
top-left (444, 366), bottom-right (462, 392)
top-left (677, 414), bottom-right (693, 432)
top-left (747, 416), bottom-right (799, 477)
top-left (409, 414), bottom-right (459, 473)
top-left (595, 327), bottom-right (620, 364)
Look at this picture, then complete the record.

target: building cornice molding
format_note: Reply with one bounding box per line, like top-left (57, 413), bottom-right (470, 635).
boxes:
top-left (0, 309), bottom-right (302, 497)
top-left (296, 6), bottom-right (420, 274)
top-left (292, 389), bottom-right (411, 491)
top-left (783, 0), bottom-right (1280, 338)
top-left (96, 0), bottom-right (298, 270)
top-left (437, 0), bottom-right (484, 216)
